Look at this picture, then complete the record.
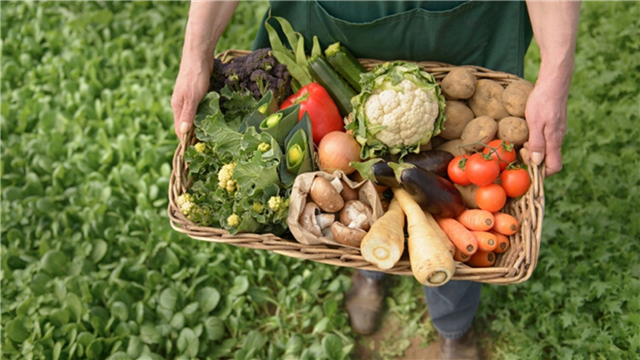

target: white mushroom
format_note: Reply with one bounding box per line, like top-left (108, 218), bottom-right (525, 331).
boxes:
top-left (339, 200), bottom-right (373, 231)
top-left (299, 202), bottom-right (322, 237)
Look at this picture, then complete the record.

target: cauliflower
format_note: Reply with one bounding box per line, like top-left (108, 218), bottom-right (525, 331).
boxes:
top-left (363, 79), bottom-right (440, 148)
top-left (252, 202), bottom-right (265, 213)
top-left (350, 62), bottom-right (446, 158)
top-left (218, 162), bottom-right (237, 193)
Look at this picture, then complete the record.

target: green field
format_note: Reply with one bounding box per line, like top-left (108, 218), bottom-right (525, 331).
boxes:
top-left (2, 1), bottom-right (639, 359)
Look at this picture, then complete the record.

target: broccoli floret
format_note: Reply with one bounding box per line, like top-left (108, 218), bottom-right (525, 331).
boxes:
top-left (208, 48), bottom-right (292, 104)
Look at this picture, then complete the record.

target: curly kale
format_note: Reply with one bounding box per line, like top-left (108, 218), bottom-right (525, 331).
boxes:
top-left (210, 48), bottom-right (292, 104)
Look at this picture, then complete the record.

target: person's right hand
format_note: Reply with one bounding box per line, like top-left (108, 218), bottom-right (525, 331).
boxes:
top-left (171, 57), bottom-right (212, 138)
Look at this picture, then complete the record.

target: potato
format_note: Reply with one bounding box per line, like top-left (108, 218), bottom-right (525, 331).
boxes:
top-left (440, 101), bottom-right (475, 140)
top-left (437, 139), bottom-right (470, 157)
top-left (460, 116), bottom-right (498, 151)
top-left (441, 68), bottom-right (477, 100)
top-left (502, 79), bottom-right (534, 117)
top-left (429, 136), bottom-right (447, 150)
top-left (497, 116), bottom-right (529, 146)
top-left (454, 184), bottom-right (479, 209)
top-left (468, 79), bottom-right (510, 119)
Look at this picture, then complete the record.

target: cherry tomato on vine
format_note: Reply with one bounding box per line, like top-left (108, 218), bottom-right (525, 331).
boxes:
top-left (447, 155), bottom-right (471, 185)
top-left (483, 140), bottom-right (516, 171)
top-left (500, 168), bottom-right (531, 198)
top-left (465, 153), bottom-right (500, 186)
top-left (475, 184), bottom-right (507, 212)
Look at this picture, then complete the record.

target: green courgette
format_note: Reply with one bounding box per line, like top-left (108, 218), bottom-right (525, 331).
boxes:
top-left (325, 42), bottom-right (366, 92)
top-left (308, 55), bottom-right (357, 117)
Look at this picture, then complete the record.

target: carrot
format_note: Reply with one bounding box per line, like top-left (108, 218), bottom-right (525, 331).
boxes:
top-left (393, 188), bottom-right (456, 287)
top-left (471, 231), bottom-right (497, 252)
top-left (454, 248), bottom-right (470, 262)
top-left (456, 209), bottom-right (495, 231)
top-left (492, 212), bottom-right (519, 235)
top-left (466, 250), bottom-right (496, 267)
top-left (423, 211), bottom-right (456, 256)
top-left (490, 230), bottom-right (511, 253)
top-left (435, 217), bottom-right (478, 256)
top-left (360, 198), bottom-right (405, 270)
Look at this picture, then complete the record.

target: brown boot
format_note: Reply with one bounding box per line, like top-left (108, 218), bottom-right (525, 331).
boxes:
top-left (439, 328), bottom-right (480, 360)
top-left (344, 271), bottom-right (385, 335)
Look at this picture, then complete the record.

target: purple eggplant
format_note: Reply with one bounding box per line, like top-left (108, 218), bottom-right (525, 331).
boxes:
top-left (350, 158), bottom-right (399, 187)
top-left (402, 150), bottom-right (454, 178)
top-left (388, 162), bottom-right (465, 218)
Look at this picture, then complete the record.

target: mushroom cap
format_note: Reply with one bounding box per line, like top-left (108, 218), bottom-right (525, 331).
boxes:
top-left (331, 221), bottom-right (367, 247)
top-left (309, 177), bottom-right (344, 213)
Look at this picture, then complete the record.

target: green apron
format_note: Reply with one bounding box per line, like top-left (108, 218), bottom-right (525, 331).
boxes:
top-left (252, 1), bottom-right (533, 77)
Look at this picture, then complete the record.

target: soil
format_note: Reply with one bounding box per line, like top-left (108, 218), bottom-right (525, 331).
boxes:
top-left (352, 312), bottom-right (494, 360)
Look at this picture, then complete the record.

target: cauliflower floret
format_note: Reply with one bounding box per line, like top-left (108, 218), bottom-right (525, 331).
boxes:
top-left (227, 214), bottom-right (240, 227)
top-left (218, 162), bottom-right (237, 192)
top-left (252, 202), bottom-right (265, 213)
top-left (363, 79), bottom-right (439, 148)
top-left (257, 142), bottom-right (271, 152)
top-left (268, 196), bottom-right (283, 211)
top-left (194, 142), bottom-right (207, 153)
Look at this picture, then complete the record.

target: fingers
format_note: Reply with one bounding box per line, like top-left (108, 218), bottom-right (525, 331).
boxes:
top-left (526, 122), bottom-right (546, 167)
top-left (171, 94), bottom-right (184, 138)
top-left (543, 126), bottom-right (565, 176)
top-left (178, 100), bottom-right (197, 137)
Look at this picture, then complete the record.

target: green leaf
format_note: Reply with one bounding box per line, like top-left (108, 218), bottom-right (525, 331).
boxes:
top-left (203, 317), bottom-right (226, 341)
top-left (312, 317), bottom-right (330, 334)
top-left (159, 287), bottom-right (179, 310)
top-left (90, 239), bottom-right (108, 264)
top-left (229, 276), bottom-right (250, 296)
top-left (176, 328), bottom-right (199, 358)
top-left (41, 249), bottom-right (68, 277)
top-left (196, 286), bottom-right (220, 313)
top-left (322, 334), bottom-right (344, 360)
top-left (5, 316), bottom-right (32, 343)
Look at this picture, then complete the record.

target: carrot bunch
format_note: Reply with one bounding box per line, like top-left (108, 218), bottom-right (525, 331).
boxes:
top-left (435, 209), bottom-right (519, 267)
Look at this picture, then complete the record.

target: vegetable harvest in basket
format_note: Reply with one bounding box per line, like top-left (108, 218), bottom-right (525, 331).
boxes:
top-left (176, 15), bottom-right (537, 288)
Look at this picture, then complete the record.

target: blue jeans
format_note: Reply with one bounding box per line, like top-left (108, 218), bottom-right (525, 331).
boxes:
top-left (359, 270), bottom-right (481, 339)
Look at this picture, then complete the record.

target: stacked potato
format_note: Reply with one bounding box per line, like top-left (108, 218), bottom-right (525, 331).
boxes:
top-left (432, 68), bottom-right (533, 156)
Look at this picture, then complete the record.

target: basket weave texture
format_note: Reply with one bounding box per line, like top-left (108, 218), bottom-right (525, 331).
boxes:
top-left (168, 50), bottom-right (545, 285)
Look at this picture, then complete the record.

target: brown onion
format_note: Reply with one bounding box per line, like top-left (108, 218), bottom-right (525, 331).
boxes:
top-left (317, 131), bottom-right (361, 175)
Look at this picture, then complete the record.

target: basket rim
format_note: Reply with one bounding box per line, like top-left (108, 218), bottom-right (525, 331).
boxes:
top-left (168, 49), bottom-right (545, 285)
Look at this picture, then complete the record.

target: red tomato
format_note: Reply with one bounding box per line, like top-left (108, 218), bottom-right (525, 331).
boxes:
top-left (447, 155), bottom-right (471, 185)
top-left (280, 82), bottom-right (344, 145)
top-left (465, 153), bottom-right (500, 186)
top-left (500, 168), bottom-right (531, 198)
top-left (475, 184), bottom-right (507, 212)
top-left (483, 140), bottom-right (517, 171)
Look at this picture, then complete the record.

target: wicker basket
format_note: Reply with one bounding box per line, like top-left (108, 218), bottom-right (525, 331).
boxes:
top-left (168, 50), bottom-right (545, 285)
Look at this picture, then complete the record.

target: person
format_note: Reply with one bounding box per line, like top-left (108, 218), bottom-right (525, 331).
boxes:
top-left (172, 1), bottom-right (580, 358)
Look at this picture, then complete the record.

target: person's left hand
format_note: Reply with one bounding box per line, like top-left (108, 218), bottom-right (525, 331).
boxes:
top-left (523, 79), bottom-right (569, 177)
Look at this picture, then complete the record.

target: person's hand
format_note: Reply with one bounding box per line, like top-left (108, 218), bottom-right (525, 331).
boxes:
top-left (524, 79), bottom-right (568, 177)
top-left (171, 56), bottom-right (212, 138)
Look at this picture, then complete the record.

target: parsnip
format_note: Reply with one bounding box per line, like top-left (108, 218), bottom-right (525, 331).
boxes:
top-left (360, 198), bottom-right (405, 270)
top-left (392, 188), bottom-right (456, 286)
